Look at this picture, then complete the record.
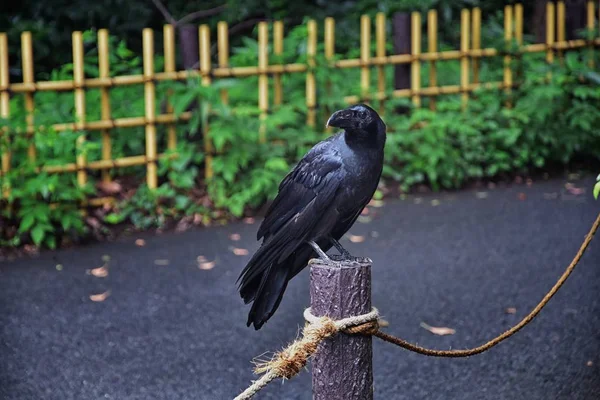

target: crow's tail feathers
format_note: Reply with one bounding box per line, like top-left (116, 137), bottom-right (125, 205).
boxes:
top-left (237, 243), bottom-right (292, 330)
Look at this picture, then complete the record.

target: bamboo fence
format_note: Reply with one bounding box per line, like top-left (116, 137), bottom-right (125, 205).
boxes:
top-left (0, 1), bottom-right (598, 206)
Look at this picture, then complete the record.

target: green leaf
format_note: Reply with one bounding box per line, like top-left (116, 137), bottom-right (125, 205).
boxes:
top-left (105, 213), bottom-right (126, 224)
top-left (31, 225), bottom-right (46, 246)
top-left (19, 214), bottom-right (36, 232)
top-left (594, 181), bottom-right (600, 200)
top-left (173, 90), bottom-right (197, 117)
top-left (175, 195), bottom-right (191, 210)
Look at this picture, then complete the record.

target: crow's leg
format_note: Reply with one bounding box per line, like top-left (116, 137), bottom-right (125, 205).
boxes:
top-left (308, 240), bottom-right (331, 262)
top-left (329, 236), bottom-right (353, 259)
top-left (328, 236), bottom-right (371, 263)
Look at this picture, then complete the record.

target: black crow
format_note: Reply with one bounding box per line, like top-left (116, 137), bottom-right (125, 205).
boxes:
top-left (237, 104), bottom-right (386, 330)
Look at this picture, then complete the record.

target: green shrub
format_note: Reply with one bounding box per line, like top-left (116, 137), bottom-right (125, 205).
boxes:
top-left (1, 25), bottom-right (599, 250)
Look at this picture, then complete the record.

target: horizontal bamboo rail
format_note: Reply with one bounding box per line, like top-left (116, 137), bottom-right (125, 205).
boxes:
top-left (4, 40), bottom-right (598, 94)
top-left (0, 1), bottom-right (598, 207)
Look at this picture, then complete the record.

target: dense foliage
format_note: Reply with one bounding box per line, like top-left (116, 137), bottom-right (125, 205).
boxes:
top-left (1, 22), bottom-right (599, 250)
top-left (2, 0), bottom-right (541, 81)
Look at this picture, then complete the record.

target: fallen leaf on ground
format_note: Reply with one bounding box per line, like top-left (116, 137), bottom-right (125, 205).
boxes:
top-left (526, 178), bottom-right (533, 187)
top-left (232, 247), bottom-right (249, 256)
top-left (243, 217), bottom-right (255, 224)
top-left (97, 181), bottom-right (122, 194)
top-left (154, 259), bottom-right (169, 266)
top-left (56, 264), bottom-right (63, 271)
top-left (430, 199), bottom-right (440, 206)
top-left (135, 239), bottom-right (146, 247)
top-left (414, 197), bottom-right (423, 204)
top-left (587, 360), bottom-right (593, 367)
top-left (348, 234), bottom-right (365, 243)
top-left (420, 322), bottom-right (456, 336)
top-left (358, 216), bottom-right (372, 223)
top-left (505, 307), bottom-right (517, 314)
top-left (90, 265), bottom-right (108, 277)
top-left (518, 192), bottom-right (527, 201)
top-left (90, 290), bottom-right (110, 302)
top-left (229, 233), bottom-right (241, 241)
top-left (198, 259), bottom-right (216, 270)
top-left (197, 255), bottom-right (207, 262)
top-left (565, 182), bottom-right (585, 195)
top-left (101, 254), bottom-right (111, 263)
top-left (193, 213), bottom-right (204, 225)
top-left (476, 191), bottom-right (488, 199)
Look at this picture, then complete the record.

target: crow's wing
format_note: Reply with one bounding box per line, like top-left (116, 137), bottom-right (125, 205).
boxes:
top-left (256, 137), bottom-right (343, 241)
top-left (237, 144), bottom-right (345, 287)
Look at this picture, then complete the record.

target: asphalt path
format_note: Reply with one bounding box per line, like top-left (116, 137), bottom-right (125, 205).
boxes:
top-left (1, 175), bottom-right (599, 400)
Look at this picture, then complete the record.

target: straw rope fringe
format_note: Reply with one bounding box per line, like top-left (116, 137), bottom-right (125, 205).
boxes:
top-left (234, 212), bottom-right (600, 400)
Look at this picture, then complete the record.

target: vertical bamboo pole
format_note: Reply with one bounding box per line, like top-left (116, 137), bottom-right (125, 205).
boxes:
top-left (21, 32), bottom-right (36, 163)
top-left (143, 28), bottom-right (157, 189)
top-left (360, 15), bottom-right (371, 100)
top-left (199, 24), bottom-right (213, 179)
top-left (217, 22), bottom-right (229, 105)
top-left (460, 9), bottom-right (470, 110)
top-left (546, 2), bottom-right (555, 76)
top-left (324, 17), bottom-right (335, 131)
top-left (273, 21), bottom-right (283, 106)
top-left (557, 1), bottom-right (565, 62)
top-left (306, 20), bottom-right (317, 127)
top-left (324, 18), bottom-right (335, 62)
top-left (503, 5), bottom-right (513, 106)
top-left (587, 1), bottom-right (595, 67)
top-left (258, 22), bottom-right (268, 143)
top-left (376, 13), bottom-right (386, 115)
top-left (411, 12), bottom-right (421, 107)
top-left (471, 8), bottom-right (481, 85)
top-left (163, 24), bottom-right (177, 150)
top-left (515, 4), bottom-right (523, 45)
top-left (98, 29), bottom-right (112, 183)
top-left (427, 10), bottom-right (438, 111)
top-left (72, 31), bottom-right (87, 187)
top-left (0, 33), bottom-right (10, 197)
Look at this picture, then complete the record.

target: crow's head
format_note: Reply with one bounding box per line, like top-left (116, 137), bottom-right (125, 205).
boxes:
top-left (325, 103), bottom-right (385, 137)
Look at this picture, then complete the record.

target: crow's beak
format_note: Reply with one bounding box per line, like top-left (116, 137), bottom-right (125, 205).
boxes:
top-left (325, 110), bottom-right (347, 128)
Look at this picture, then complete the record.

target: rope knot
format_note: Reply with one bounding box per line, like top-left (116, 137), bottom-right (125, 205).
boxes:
top-left (343, 319), bottom-right (380, 336)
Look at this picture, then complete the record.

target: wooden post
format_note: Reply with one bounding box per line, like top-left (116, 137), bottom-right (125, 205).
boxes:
top-left (310, 259), bottom-right (373, 400)
top-left (179, 24), bottom-right (199, 70)
top-left (392, 13), bottom-right (410, 92)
